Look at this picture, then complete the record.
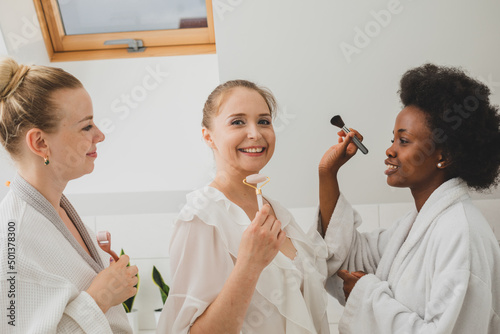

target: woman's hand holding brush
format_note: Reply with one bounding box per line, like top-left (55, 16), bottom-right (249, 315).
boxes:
top-left (319, 129), bottom-right (364, 176)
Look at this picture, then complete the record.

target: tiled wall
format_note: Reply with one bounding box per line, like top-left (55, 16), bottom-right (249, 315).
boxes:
top-left (83, 199), bottom-right (500, 332)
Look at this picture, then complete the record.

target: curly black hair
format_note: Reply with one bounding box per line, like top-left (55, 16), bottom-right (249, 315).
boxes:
top-left (399, 63), bottom-right (500, 190)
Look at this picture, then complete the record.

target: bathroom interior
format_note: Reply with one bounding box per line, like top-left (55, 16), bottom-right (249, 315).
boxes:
top-left (1, 0), bottom-right (499, 332)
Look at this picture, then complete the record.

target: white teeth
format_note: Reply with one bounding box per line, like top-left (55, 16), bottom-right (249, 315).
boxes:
top-left (386, 164), bottom-right (398, 169)
top-left (241, 148), bottom-right (263, 153)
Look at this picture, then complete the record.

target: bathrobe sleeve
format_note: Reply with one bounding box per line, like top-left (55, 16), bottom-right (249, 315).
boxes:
top-left (340, 271), bottom-right (489, 333)
top-left (0, 258), bottom-right (114, 334)
top-left (321, 194), bottom-right (399, 277)
top-left (338, 221), bottom-right (491, 334)
top-left (157, 217), bottom-right (234, 334)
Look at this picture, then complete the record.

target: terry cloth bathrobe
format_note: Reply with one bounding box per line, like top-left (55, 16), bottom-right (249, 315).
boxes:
top-left (0, 174), bottom-right (131, 334)
top-left (157, 186), bottom-right (336, 334)
top-left (324, 178), bottom-right (500, 333)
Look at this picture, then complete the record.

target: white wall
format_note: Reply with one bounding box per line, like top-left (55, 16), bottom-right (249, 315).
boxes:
top-left (2, 0), bottom-right (499, 209)
top-left (213, 0), bottom-right (500, 207)
top-left (0, 25), bottom-right (7, 56)
top-left (0, 0), bottom-right (220, 208)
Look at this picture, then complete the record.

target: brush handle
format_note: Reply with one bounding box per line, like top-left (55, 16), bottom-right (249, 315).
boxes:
top-left (342, 126), bottom-right (368, 154)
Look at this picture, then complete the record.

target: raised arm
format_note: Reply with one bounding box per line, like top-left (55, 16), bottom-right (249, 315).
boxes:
top-left (318, 130), bottom-right (362, 234)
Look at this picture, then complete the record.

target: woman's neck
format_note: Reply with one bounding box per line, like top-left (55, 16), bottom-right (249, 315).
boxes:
top-left (210, 169), bottom-right (259, 206)
top-left (411, 178), bottom-right (446, 212)
top-left (18, 166), bottom-right (67, 211)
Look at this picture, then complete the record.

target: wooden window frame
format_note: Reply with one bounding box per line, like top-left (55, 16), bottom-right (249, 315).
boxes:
top-left (33, 0), bottom-right (216, 62)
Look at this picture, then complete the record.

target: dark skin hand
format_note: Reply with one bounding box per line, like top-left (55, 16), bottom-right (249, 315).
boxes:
top-left (337, 270), bottom-right (367, 301)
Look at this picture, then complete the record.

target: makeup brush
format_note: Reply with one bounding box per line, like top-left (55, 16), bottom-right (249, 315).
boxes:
top-left (243, 174), bottom-right (270, 210)
top-left (330, 115), bottom-right (369, 154)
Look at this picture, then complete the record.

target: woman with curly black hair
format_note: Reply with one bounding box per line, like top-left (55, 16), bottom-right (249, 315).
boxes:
top-left (318, 63), bottom-right (500, 333)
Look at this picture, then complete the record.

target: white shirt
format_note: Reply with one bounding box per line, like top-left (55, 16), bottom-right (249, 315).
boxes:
top-left (157, 186), bottom-right (336, 334)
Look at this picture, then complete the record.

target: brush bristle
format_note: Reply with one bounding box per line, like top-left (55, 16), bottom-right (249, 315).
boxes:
top-left (330, 115), bottom-right (345, 128)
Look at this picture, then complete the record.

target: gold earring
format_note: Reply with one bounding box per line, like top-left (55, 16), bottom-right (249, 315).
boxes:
top-left (44, 156), bottom-right (50, 166)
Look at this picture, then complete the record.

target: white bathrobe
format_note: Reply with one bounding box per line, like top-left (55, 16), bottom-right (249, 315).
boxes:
top-left (157, 186), bottom-right (336, 334)
top-left (0, 174), bottom-right (131, 333)
top-left (325, 178), bottom-right (500, 333)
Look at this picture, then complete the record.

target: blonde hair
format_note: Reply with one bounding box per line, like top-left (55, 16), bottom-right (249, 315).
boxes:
top-left (0, 57), bottom-right (82, 157)
top-left (202, 79), bottom-right (277, 129)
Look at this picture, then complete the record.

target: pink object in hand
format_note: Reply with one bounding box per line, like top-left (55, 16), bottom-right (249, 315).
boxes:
top-left (243, 174), bottom-right (270, 210)
top-left (245, 174), bottom-right (268, 184)
top-left (97, 231), bottom-right (119, 262)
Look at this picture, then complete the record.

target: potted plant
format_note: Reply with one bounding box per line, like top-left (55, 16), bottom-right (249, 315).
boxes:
top-left (152, 265), bottom-right (170, 325)
top-left (121, 249), bottom-right (140, 333)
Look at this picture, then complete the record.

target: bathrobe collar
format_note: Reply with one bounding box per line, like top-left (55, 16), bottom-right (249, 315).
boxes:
top-left (11, 173), bottom-right (104, 273)
top-left (376, 178), bottom-right (469, 282)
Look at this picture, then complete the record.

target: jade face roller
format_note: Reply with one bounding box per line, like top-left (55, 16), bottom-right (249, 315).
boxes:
top-left (243, 174), bottom-right (270, 210)
top-left (97, 230), bottom-right (119, 261)
top-left (330, 115), bottom-right (369, 154)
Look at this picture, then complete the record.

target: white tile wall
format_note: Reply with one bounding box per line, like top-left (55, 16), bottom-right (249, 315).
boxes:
top-left (288, 207), bottom-right (317, 232)
top-left (378, 202), bottom-right (415, 229)
top-left (86, 199), bottom-right (500, 331)
top-left (132, 258), bottom-right (171, 330)
top-left (351, 204), bottom-right (379, 233)
top-left (472, 199), bottom-right (500, 240)
top-left (93, 213), bottom-right (176, 330)
top-left (95, 213), bottom-right (177, 259)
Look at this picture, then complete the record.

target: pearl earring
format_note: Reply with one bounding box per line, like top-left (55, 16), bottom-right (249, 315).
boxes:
top-left (437, 162), bottom-right (442, 168)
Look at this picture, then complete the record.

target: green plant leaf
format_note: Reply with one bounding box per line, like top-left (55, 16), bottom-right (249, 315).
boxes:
top-left (120, 249), bottom-right (139, 313)
top-left (123, 302), bottom-right (130, 313)
top-left (152, 265), bottom-right (170, 305)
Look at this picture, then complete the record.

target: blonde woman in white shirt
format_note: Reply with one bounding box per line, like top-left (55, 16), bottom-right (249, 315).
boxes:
top-left (0, 57), bottom-right (138, 333)
top-left (157, 80), bottom-right (362, 334)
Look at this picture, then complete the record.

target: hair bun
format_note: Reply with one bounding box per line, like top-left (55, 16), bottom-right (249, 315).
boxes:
top-left (0, 57), bottom-right (30, 99)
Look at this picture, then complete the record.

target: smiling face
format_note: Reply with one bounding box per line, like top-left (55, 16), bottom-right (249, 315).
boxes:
top-left (203, 87), bottom-right (275, 177)
top-left (45, 88), bottom-right (105, 181)
top-left (385, 105), bottom-right (446, 192)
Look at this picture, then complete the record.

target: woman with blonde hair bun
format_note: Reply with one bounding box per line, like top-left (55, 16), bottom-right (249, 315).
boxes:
top-left (0, 57), bottom-right (137, 333)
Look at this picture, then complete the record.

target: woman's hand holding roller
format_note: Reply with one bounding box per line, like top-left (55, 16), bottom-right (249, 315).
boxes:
top-left (236, 204), bottom-right (286, 276)
top-left (86, 255), bottom-right (138, 313)
top-left (190, 204), bottom-right (285, 334)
